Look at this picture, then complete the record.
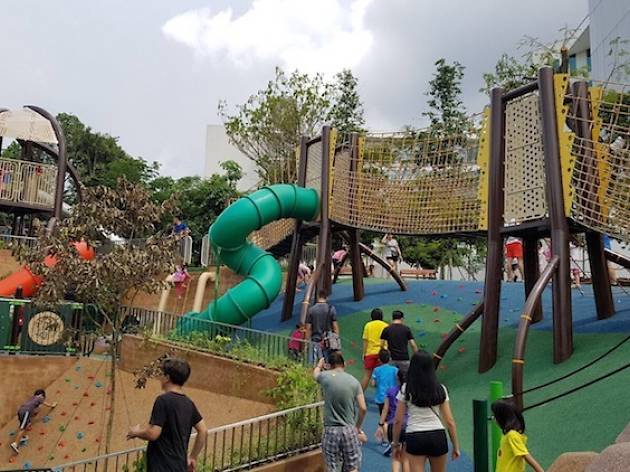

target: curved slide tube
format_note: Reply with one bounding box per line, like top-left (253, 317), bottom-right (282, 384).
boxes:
top-left (185, 184), bottom-right (319, 325)
top-left (0, 241), bottom-right (95, 297)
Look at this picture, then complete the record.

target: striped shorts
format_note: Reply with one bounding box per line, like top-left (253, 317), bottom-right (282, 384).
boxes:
top-left (322, 426), bottom-right (361, 472)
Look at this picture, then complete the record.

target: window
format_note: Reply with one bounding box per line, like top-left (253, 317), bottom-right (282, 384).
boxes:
top-left (587, 49), bottom-right (592, 72)
top-left (569, 54), bottom-right (577, 73)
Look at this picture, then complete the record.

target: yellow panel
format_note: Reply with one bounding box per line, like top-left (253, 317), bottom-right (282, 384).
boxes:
top-left (553, 73), bottom-right (576, 218)
top-left (589, 86), bottom-right (611, 218)
top-left (476, 107), bottom-right (490, 230)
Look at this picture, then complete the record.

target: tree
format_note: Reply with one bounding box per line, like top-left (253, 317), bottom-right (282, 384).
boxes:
top-left (423, 58), bottom-right (471, 136)
top-left (328, 69), bottom-right (366, 133)
top-left (480, 53), bottom-right (536, 96)
top-left (16, 178), bottom-right (180, 452)
top-left (218, 67), bottom-right (333, 184)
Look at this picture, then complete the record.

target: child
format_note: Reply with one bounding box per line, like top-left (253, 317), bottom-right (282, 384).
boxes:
top-left (491, 400), bottom-right (544, 472)
top-left (377, 370), bottom-right (409, 470)
top-left (288, 323), bottom-right (306, 360)
top-left (11, 389), bottom-right (57, 454)
top-left (171, 264), bottom-right (191, 299)
top-left (371, 349), bottom-right (399, 416)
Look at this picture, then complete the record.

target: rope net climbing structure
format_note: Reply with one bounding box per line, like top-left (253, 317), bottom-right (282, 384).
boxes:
top-left (330, 121), bottom-right (488, 235)
top-left (565, 80), bottom-right (630, 243)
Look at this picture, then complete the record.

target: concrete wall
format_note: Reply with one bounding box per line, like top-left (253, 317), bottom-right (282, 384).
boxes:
top-left (123, 267), bottom-right (243, 314)
top-left (0, 356), bottom-right (76, 426)
top-left (119, 335), bottom-right (278, 404)
top-left (589, 0), bottom-right (630, 83)
top-left (251, 450), bottom-right (324, 472)
top-left (205, 124), bottom-right (259, 191)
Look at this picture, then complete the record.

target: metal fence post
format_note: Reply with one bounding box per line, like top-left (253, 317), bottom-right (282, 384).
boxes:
top-left (473, 399), bottom-right (489, 472)
top-left (489, 380), bottom-right (504, 470)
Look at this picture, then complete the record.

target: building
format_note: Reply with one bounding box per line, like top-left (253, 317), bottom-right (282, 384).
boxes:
top-left (204, 124), bottom-right (259, 191)
top-left (569, 0), bottom-right (630, 83)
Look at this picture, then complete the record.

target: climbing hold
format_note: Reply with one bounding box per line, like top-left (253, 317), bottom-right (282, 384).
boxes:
top-left (417, 331), bottom-right (426, 337)
top-left (75, 365), bottom-right (81, 371)
top-left (81, 447), bottom-right (87, 452)
top-left (440, 294), bottom-right (448, 299)
top-left (55, 389), bottom-right (61, 394)
top-left (431, 291), bottom-right (438, 296)
top-left (74, 385), bottom-right (80, 389)
top-left (347, 359), bottom-right (356, 366)
top-left (38, 445), bottom-right (44, 451)
top-left (350, 341), bottom-right (357, 348)
top-left (432, 318), bottom-right (441, 323)
top-left (26, 425), bottom-right (32, 432)
top-left (72, 402), bottom-right (79, 406)
top-left (23, 462), bottom-right (31, 469)
top-left (88, 421), bottom-right (95, 425)
top-left (83, 392), bottom-right (89, 397)
top-left (471, 302), bottom-right (477, 306)
top-left (76, 432), bottom-right (85, 439)
top-left (88, 375), bottom-right (95, 380)
top-left (39, 430), bottom-right (46, 436)
top-left (458, 347), bottom-right (466, 353)
top-left (59, 425), bottom-right (66, 432)
top-left (415, 318), bottom-right (422, 323)
top-left (405, 299), bottom-right (413, 304)
top-left (58, 441), bottom-right (66, 448)
top-left (8, 431), bottom-right (16, 437)
top-left (90, 402), bottom-right (96, 407)
top-left (441, 333), bottom-right (449, 339)
top-left (64, 454), bottom-right (70, 460)
top-left (439, 364), bottom-right (448, 370)
top-left (475, 289), bottom-right (482, 294)
top-left (48, 455), bottom-right (54, 461)
top-left (419, 343), bottom-right (427, 349)
top-left (19, 437), bottom-right (28, 445)
top-left (65, 378), bottom-right (71, 382)
top-left (95, 437), bottom-right (101, 443)
top-left (43, 416), bottom-right (50, 423)
top-left (60, 411), bottom-right (67, 416)
top-left (74, 416), bottom-right (80, 421)
top-left (432, 307), bottom-right (440, 312)
top-left (458, 284), bottom-right (464, 289)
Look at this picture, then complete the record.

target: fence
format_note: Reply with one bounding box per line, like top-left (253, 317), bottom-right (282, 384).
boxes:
top-left (0, 233), bottom-right (38, 249)
top-left (0, 157), bottom-right (57, 207)
top-left (56, 401), bottom-right (324, 472)
top-left (119, 306), bottom-right (315, 367)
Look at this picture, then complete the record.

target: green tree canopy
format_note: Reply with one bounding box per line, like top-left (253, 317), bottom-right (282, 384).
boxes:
top-left (328, 69), bottom-right (366, 133)
top-left (219, 67), bottom-right (334, 184)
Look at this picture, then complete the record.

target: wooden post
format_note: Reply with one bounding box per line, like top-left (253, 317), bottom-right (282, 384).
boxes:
top-left (480, 87), bottom-right (506, 373)
top-left (318, 126), bottom-right (333, 296)
top-left (522, 236), bottom-right (542, 323)
top-left (281, 137), bottom-right (309, 321)
top-left (538, 67), bottom-right (573, 363)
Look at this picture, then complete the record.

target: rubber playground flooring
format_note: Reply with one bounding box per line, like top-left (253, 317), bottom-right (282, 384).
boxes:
top-left (253, 278), bottom-right (630, 470)
top-left (0, 358), bottom-right (273, 470)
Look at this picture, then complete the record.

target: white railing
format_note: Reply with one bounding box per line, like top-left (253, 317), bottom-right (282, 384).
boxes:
top-left (0, 233), bottom-right (38, 249)
top-left (0, 157), bottom-right (57, 207)
top-left (56, 401), bottom-right (324, 471)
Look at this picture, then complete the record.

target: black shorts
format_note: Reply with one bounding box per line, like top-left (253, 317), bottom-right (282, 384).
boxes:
top-left (387, 425), bottom-right (406, 443)
top-left (17, 410), bottom-right (31, 430)
top-left (405, 430), bottom-right (448, 456)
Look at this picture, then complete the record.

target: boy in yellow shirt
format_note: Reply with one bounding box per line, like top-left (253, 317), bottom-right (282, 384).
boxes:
top-left (360, 308), bottom-right (389, 390)
top-left (492, 400), bottom-right (544, 472)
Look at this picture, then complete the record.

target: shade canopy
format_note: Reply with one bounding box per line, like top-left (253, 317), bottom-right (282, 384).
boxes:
top-left (0, 108), bottom-right (58, 144)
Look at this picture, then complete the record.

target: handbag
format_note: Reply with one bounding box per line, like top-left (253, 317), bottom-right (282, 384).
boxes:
top-left (322, 304), bottom-right (342, 351)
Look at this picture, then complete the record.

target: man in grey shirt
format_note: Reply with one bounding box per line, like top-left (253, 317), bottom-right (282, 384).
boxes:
top-left (314, 352), bottom-right (367, 472)
top-left (306, 290), bottom-right (339, 363)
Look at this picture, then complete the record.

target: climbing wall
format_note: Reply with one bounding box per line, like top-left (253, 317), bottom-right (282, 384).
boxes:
top-left (504, 93), bottom-right (548, 226)
top-left (0, 358), bottom-right (274, 469)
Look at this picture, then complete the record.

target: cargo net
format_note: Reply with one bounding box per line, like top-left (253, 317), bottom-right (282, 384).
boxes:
top-left (305, 139), bottom-right (323, 196)
top-left (250, 218), bottom-right (295, 251)
top-left (330, 130), bottom-right (483, 235)
top-left (504, 92), bottom-right (548, 226)
top-left (567, 80), bottom-right (630, 244)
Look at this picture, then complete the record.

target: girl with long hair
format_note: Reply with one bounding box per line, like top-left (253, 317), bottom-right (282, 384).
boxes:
top-left (391, 351), bottom-right (460, 471)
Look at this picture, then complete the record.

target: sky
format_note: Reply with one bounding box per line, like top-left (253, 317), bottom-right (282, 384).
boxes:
top-left (0, 0), bottom-right (588, 178)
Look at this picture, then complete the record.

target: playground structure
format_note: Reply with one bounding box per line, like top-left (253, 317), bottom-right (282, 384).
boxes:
top-left (194, 67), bottom-right (630, 407)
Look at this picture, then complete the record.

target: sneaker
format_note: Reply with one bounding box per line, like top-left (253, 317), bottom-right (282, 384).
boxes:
top-left (383, 443), bottom-right (392, 457)
top-left (10, 442), bottom-right (19, 454)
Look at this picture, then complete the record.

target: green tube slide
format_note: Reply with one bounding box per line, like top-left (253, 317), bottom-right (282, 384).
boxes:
top-left (184, 184), bottom-right (319, 326)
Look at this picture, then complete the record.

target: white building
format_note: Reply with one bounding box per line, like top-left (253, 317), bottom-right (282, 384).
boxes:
top-left (569, 0), bottom-right (630, 83)
top-left (204, 124), bottom-right (259, 191)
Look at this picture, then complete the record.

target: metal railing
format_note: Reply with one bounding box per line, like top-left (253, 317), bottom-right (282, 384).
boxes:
top-left (0, 157), bottom-right (57, 207)
top-left (56, 401), bottom-right (324, 471)
top-left (119, 306), bottom-right (315, 367)
top-left (0, 233), bottom-right (38, 249)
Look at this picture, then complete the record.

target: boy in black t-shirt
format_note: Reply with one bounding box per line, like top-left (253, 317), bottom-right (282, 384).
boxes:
top-left (380, 310), bottom-right (418, 375)
top-left (127, 358), bottom-right (207, 472)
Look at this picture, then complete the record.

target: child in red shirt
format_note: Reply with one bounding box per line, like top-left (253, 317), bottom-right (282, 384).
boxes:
top-left (288, 324), bottom-right (306, 360)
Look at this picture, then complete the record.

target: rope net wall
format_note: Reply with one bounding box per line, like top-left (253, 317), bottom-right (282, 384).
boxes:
top-left (566, 80), bottom-right (630, 244)
top-left (330, 127), bottom-right (485, 235)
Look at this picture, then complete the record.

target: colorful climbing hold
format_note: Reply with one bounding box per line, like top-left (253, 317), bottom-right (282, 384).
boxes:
top-left (88, 421), bottom-right (95, 425)
top-left (347, 359), bottom-right (356, 366)
top-left (8, 431), bottom-right (16, 437)
top-left (60, 411), bottom-right (67, 416)
top-left (88, 375), bottom-right (95, 380)
top-left (458, 347), bottom-right (466, 353)
top-left (90, 402), bottom-right (96, 407)
top-left (405, 299), bottom-right (413, 304)
top-left (417, 331), bottom-right (426, 337)
top-left (8, 457), bottom-right (16, 464)
top-left (38, 445), bottom-right (44, 451)
top-left (432, 307), bottom-right (440, 312)
top-left (76, 432), bottom-right (85, 439)
top-left (475, 289), bottom-right (482, 294)
top-left (64, 454), bottom-right (70, 460)
top-left (23, 462), bottom-right (31, 469)
top-left (74, 416), bottom-right (80, 421)
top-left (83, 392), bottom-right (89, 397)
top-left (43, 416), bottom-right (50, 423)
top-left (75, 365), bottom-right (81, 371)
top-left (81, 447), bottom-right (87, 452)
top-left (431, 291), bottom-right (438, 296)
top-left (432, 318), bottom-right (440, 323)
top-left (64, 378), bottom-right (71, 382)
top-left (440, 294), bottom-right (448, 299)
top-left (55, 389), bottom-right (61, 394)
top-left (72, 402), bottom-right (79, 406)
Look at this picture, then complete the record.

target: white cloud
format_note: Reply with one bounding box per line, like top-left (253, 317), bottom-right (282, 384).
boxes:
top-left (162, 0), bottom-right (374, 75)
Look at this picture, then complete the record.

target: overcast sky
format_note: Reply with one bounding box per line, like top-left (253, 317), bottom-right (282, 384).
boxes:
top-left (1, 0), bottom-right (587, 178)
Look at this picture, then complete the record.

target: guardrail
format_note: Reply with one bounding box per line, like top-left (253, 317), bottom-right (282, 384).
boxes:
top-left (0, 157), bottom-right (57, 207)
top-left (0, 233), bottom-right (38, 249)
top-left (119, 306), bottom-right (315, 367)
top-left (56, 401), bottom-right (324, 471)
